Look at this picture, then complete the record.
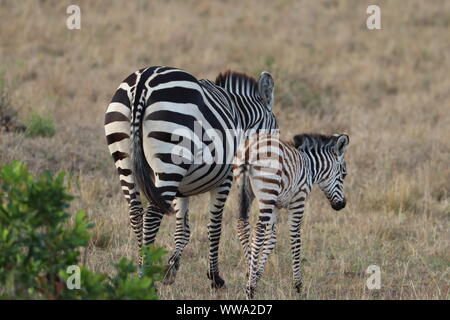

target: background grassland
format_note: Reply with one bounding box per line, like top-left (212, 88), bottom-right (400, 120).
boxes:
top-left (0, 0), bottom-right (448, 299)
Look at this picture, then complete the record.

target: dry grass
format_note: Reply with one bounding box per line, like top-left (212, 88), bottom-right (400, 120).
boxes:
top-left (0, 0), bottom-right (449, 299)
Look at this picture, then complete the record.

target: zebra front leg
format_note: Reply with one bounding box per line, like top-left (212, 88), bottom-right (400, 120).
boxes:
top-left (163, 197), bottom-right (190, 285)
top-left (207, 175), bottom-right (232, 289)
top-left (289, 198), bottom-right (306, 293)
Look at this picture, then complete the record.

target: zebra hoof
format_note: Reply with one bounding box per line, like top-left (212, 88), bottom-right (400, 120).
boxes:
top-left (294, 281), bottom-right (303, 293)
top-left (162, 274), bottom-right (176, 285)
top-left (211, 278), bottom-right (225, 289)
top-left (246, 270), bottom-right (261, 282)
top-left (163, 260), bottom-right (180, 285)
top-left (246, 285), bottom-right (255, 299)
top-left (207, 271), bottom-right (226, 289)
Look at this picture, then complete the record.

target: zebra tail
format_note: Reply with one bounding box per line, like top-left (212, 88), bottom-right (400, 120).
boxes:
top-left (130, 104), bottom-right (171, 214)
top-left (238, 163), bottom-right (252, 221)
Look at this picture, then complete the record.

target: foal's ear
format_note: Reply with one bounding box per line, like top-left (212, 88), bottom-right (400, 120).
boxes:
top-left (258, 71), bottom-right (274, 110)
top-left (335, 134), bottom-right (349, 156)
top-left (293, 134), bottom-right (305, 148)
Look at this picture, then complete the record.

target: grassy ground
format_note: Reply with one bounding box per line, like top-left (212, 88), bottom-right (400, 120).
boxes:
top-left (0, 0), bottom-right (448, 299)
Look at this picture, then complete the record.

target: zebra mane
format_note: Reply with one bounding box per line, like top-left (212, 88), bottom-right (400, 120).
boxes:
top-left (292, 133), bottom-right (338, 150)
top-left (215, 70), bottom-right (259, 97)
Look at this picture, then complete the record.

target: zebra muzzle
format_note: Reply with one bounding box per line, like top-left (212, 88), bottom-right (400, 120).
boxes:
top-left (331, 199), bottom-right (346, 211)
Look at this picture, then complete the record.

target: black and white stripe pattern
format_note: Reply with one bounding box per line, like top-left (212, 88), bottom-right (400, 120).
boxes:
top-left (104, 66), bottom-right (278, 287)
top-left (233, 133), bottom-right (349, 298)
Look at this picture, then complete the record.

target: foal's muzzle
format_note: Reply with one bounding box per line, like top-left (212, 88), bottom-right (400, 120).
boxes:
top-left (331, 199), bottom-right (346, 211)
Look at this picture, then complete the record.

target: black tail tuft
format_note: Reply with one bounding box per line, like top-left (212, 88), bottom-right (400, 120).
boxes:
top-left (238, 164), bottom-right (253, 220)
top-left (131, 130), bottom-right (170, 214)
top-left (131, 127), bottom-right (171, 214)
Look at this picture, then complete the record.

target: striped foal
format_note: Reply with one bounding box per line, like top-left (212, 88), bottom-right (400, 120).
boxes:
top-left (233, 133), bottom-right (349, 298)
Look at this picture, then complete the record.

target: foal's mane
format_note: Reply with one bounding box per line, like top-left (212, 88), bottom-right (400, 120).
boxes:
top-left (292, 133), bottom-right (337, 150)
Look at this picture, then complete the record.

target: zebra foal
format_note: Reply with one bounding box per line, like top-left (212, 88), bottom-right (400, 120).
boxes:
top-left (233, 133), bottom-right (349, 298)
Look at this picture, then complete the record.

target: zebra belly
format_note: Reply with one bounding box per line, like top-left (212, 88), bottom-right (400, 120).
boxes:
top-left (177, 163), bottom-right (231, 196)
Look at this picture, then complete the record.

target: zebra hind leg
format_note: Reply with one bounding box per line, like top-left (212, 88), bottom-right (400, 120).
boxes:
top-left (117, 171), bottom-right (144, 268)
top-left (207, 175), bottom-right (232, 289)
top-left (246, 218), bottom-right (268, 299)
top-left (236, 173), bottom-right (254, 278)
top-left (237, 218), bottom-right (251, 277)
top-left (163, 197), bottom-right (190, 285)
top-left (246, 197), bottom-right (276, 299)
top-left (255, 221), bottom-right (277, 281)
top-left (140, 202), bottom-right (167, 275)
top-left (129, 200), bottom-right (144, 267)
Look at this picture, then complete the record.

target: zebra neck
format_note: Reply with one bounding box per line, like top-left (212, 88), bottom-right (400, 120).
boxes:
top-left (232, 95), bottom-right (266, 131)
top-left (302, 148), bottom-right (331, 185)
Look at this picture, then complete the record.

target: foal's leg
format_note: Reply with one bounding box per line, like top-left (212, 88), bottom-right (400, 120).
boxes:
top-left (288, 192), bottom-right (307, 293)
top-left (236, 173), bottom-right (254, 267)
top-left (246, 201), bottom-right (276, 299)
top-left (163, 197), bottom-right (190, 284)
top-left (246, 217), bottom-right (269, 299)
top-left (256, 218), bottom-right (277, 280)
top-left (245, 165), bottom-right (281, 298)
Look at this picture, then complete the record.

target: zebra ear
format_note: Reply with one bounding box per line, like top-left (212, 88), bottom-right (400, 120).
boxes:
top-left (258, 71), bottom-right (274, 110)
top-left (293, 134), bottom-right (305, 148)
top-left (335, 134), bottom-right (349, 156)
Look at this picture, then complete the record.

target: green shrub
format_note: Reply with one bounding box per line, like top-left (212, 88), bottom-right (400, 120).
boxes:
top-left (60, 246), bottom-right (165, 300)
top-left (24, 113), bottom-right (56, 138)
top-left (0, 161), bottom-right (165, 299)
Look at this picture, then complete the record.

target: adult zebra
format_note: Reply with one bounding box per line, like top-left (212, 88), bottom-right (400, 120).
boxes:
top-left (233, 133), bottom-right (349, 298)
top-left (104, 66), bottom-right (278, 288)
